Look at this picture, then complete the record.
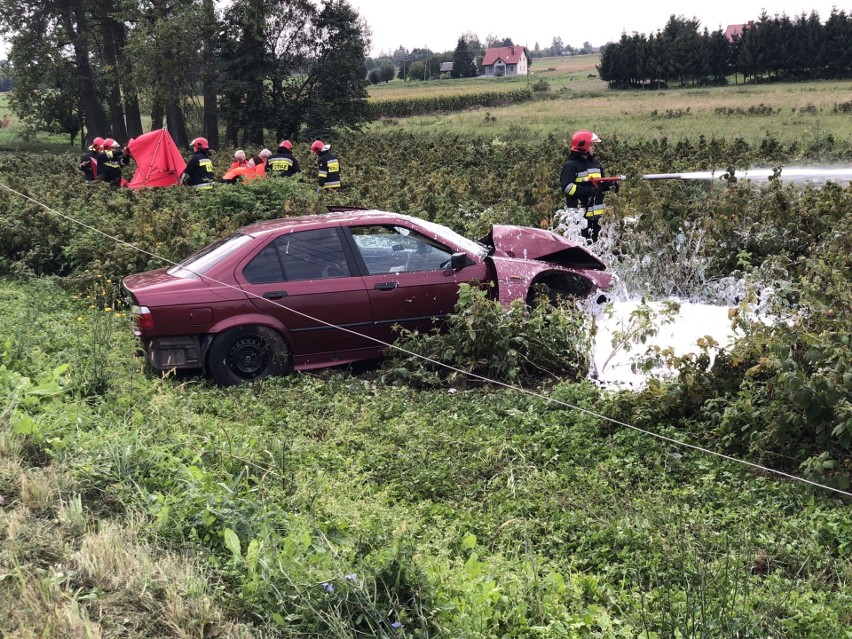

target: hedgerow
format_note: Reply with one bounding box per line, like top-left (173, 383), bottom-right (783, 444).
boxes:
top-left (369, 87), bottom-right (534, 118)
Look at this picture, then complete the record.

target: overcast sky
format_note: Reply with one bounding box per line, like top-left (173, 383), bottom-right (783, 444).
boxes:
top-left (351, 0), bottom-right (847, 56)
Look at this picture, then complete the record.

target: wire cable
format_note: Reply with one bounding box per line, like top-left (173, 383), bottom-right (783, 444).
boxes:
top-left (1, 180), bottom-right (849, 498)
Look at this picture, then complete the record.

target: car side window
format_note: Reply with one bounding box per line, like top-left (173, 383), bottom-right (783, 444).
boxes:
top-left (243, 243), bottom-right (285, 284)
top-left (274, 228), bottom-right (351, 281)
top-left (350, 225), bottom-right (454, 275)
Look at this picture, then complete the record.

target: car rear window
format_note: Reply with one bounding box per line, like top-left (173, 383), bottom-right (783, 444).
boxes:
top-left (168, 233), bottom-right (253, 279)
top-left (243, 228), bottom-right (352, 283)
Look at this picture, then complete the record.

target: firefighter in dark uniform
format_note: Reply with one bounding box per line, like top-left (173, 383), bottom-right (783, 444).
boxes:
top-left (97, 138), bottom-right (125, 187)
top-left (558, 130), bottom-right (617, 243)
top-left (79, 136), bottom-right (103, 184)
top-left (266, 140), bottom-right (301, 177)
top-left (310, 140), bottom-right (340, 190)
top-left (180, 137), bottom-right (215, 190)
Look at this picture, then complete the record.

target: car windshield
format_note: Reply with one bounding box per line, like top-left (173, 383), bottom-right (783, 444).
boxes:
top-left (168, 233), bottom-right (254, 279)
top-left (416, 219), bottom-right (488, 258)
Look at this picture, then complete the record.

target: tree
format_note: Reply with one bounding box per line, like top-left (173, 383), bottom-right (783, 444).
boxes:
top-left (378, 63), bottom-right (396, 83)
top-left (126, 0), bottom-right (208, 149)
top-left (408, 60), bottom-right (426, 81)
top-left (485, 34), bottom-right (513, 48)
top-left (6, 30), bottom-right (81, 143)
top-left (0, 0), bottom-right (109, 144)
top-left (452, 37), bottom-right (476, 78)
top-left (0, 59), bottom-right (12, 91)
top-left (200, 0), bottom-right (219, 149)
top-left (286, 0), bottom-right (371, 140)
top-left (217, 0), bottom-right (276, 146)
top-left (550, 36), bottom-right (564, 56)
top-left (459, 31), bottom-right (483, 57)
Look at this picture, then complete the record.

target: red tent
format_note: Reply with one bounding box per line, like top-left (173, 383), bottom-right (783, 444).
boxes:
top-left (126, 129), bottom-right (186, 189)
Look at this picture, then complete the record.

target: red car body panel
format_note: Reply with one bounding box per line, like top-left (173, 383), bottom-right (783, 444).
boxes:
top-left (489, 224), bottom-right (607, 270)
top-left (121, 210), bottom-right (612, 380)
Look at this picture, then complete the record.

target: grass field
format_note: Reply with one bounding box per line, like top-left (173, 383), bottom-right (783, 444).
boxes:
top-left (366, 57), bottom-right (852, 145)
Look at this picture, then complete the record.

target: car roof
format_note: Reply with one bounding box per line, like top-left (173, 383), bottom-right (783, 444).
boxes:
top-left (238, 210), bottom-right (416, 238)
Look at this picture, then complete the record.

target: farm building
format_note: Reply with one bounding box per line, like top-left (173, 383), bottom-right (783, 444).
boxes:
top-left (481, 46), bottom-right (529, 77)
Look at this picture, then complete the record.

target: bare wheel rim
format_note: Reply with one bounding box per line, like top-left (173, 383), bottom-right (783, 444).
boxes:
top-left (227, 336), bottom-right (270, 378)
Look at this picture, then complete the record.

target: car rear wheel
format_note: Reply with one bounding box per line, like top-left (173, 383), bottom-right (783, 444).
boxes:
top-left (207, 326), bottom-right (290, 386)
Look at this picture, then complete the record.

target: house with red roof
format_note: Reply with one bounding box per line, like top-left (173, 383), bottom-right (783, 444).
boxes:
top-left (724, 22), bottom-right (753, 42)
top-left (481, 46), bottom-right (530, 77)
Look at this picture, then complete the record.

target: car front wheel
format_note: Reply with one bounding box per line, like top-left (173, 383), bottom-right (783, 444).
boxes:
top-left (207, 326), bottom-right (290, 386)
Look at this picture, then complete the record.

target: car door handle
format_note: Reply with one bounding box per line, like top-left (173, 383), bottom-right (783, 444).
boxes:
top-left (263, 291), bottom-right (288, 299)
top-left (374, 282), bottom-right (398, 291)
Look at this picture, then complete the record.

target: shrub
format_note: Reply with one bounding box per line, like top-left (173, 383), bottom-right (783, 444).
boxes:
top-left (382, 283), bottom-right (593, 387)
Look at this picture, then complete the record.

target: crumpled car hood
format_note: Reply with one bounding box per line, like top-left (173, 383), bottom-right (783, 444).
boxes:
top-left (481, 225), bottom-right (607, 271)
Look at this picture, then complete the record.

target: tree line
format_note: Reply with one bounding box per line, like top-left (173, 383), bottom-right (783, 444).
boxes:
top-left (0, 0), bottom-right (370, 149)
top-left (366, 33), bottom-right (519, 83)
top-left (599, 11), bottom-right (852, 88)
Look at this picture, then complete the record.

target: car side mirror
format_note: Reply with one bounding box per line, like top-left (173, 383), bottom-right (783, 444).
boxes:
top-left (450, 252), bottom-right (468, 270)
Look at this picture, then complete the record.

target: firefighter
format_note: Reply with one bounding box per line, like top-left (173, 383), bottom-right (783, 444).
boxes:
top-left (558, 130), bottom-right (617, 243)
top-left (180, 137), bottom-right (215, 190)
top-left (310, 140), bottom-right (340, 190)
top-left (266, 140), bottom-right (301, 178)
top-left (79, 136), bottom-right (103, 184)
top-left (97, 138), bottom-right (125, 187)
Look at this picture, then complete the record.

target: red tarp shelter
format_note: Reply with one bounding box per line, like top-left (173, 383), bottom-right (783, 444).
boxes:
top-left (127, 129), bottom-right (186, 189)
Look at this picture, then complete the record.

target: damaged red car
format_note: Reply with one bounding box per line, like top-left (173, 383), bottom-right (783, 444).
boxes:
top-left (122, 208), bottom-right (612, 386)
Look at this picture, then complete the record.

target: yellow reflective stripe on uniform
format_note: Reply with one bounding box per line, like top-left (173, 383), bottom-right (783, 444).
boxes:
top-left (322, 183), bottom-right (341, 189)
top-left (326, 160), bottom-right (339, 172)
top-left (585, 203), bottom-right (606, 217)
top-left (270, 159), bottom-right (292, 171)
top-left (199, 158), bottom-right (214, 176)
top-left (568, 184), bottom-right (578, 196)
top-left (192, 183), bottom-right (213, 190)
top-left (574, 171), bottom-right (602, 183)
top-left (318, 170), bottom-right (328, 178)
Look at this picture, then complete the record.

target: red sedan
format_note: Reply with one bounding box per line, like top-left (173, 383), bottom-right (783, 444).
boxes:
top-left (122, 208), bottom-right (612, 385)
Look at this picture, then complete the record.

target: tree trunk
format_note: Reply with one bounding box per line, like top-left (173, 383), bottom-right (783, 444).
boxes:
top-left (110, 10), bottom-right (144, 137)
top-left (94, 1), bottom-right (127, 142)
top-left (201, 0), bottom-right (219, 149)
top-left (166, 101), bottom-right (189, 149)
top-left (151, 103), bottom-right (164, 130)
top-left (123, 93), bottom-right (144, 138)
top-left (99, 23), bottom-right (129, 141)
top-left (61, 0), bottom-right (109, 142)
top-left (225, 115), bottom-right (238, 148)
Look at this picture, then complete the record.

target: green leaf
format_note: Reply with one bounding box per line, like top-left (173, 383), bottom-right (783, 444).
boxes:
top-left (223, 528), bottom-right (242, 562)
top-left (12, 413), bottom-right (36, 435)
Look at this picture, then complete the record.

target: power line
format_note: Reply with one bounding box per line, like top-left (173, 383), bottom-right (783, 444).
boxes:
top-left (1, 180), bottom-right (849, 499)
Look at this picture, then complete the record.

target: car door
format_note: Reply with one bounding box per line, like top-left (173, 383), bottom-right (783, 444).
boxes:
top-left (237, 226), bottom-right (374, 356)
top-left (344, 224), bottom-right (487, 343)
